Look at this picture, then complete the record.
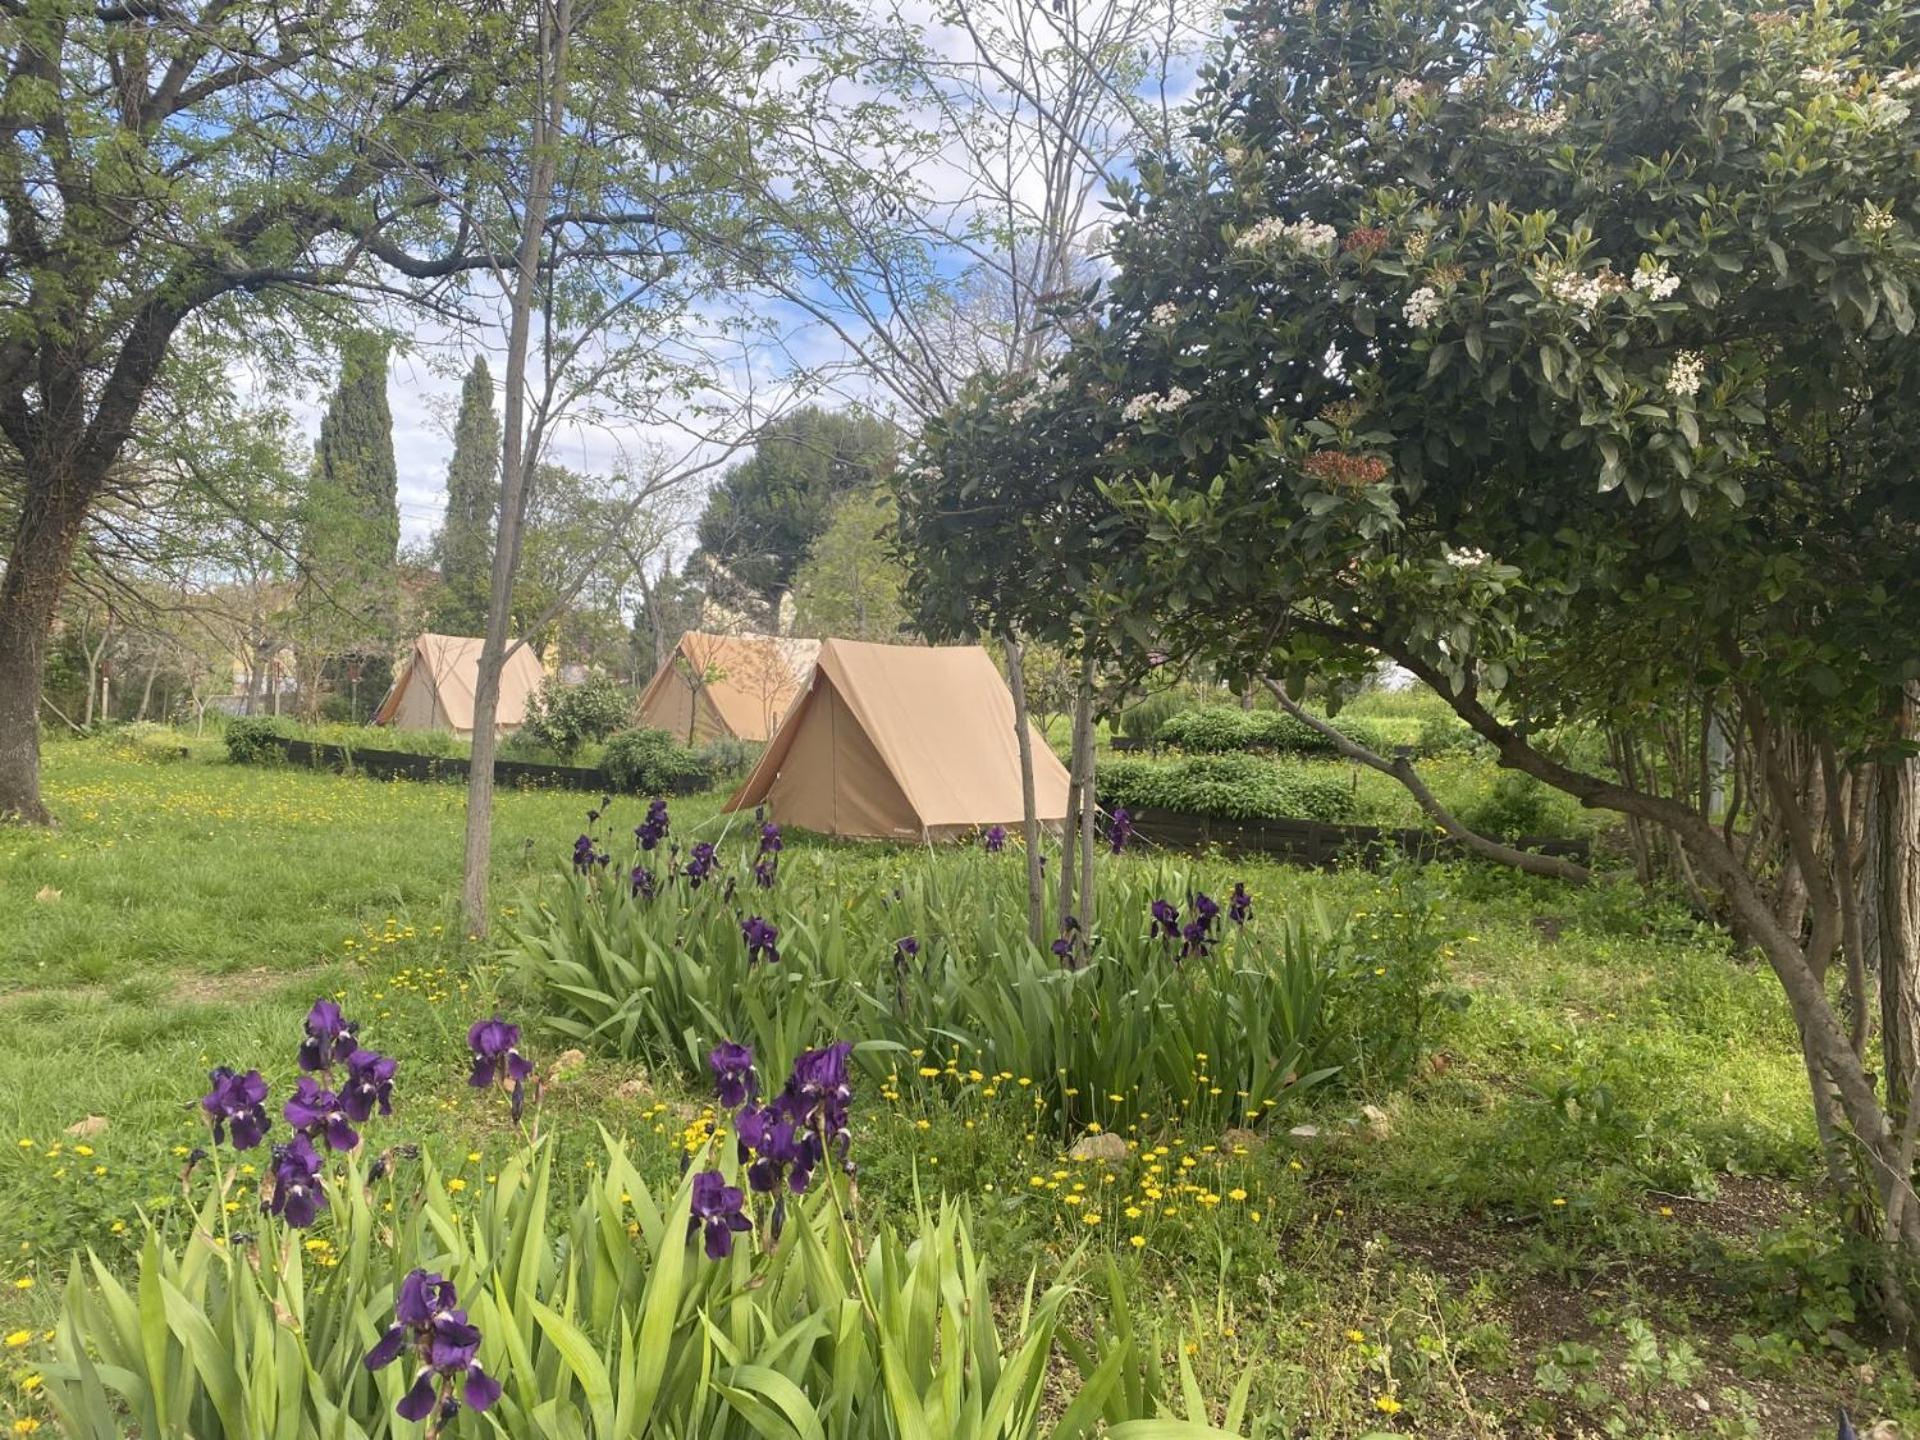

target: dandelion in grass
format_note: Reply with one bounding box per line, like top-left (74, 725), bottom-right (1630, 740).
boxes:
top-left (689, 1171), bottom-right (753, 1259)
top-left (709, 1041), bottom-right (758, 1109)
top-left (741, 914), bottom-right (780, 965)
top-left (297, 998), bottom-right (358, 1073)
top-left (263, 1134), bottom-right (326, 1228)
top-left (365, 1268), bottom-right (501, 1423)
top-left (283, 1076), bottom-right (358, 1153)
top-left (201, 1067), bottom-right (270, 1150)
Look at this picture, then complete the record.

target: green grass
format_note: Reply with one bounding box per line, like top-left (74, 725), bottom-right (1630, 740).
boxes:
top-left (0, 735), bottom-right (1911, 1435)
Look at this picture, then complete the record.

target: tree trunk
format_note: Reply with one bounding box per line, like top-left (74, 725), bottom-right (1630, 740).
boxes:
top-left (1077, 660), bottom-right (1097, 941)
top-left (461, 0), bottom-right (572, 936)
top-left (0, 478), bottom-right (95, 823)
top-left (1057, 681), bottom-right (1090, 941)
top-left (1002, 629), bottom-right (1044, 944)
top-left (137, 660), bottom-right (159, 721)
top-left (1866, 731), bottom-right (1920, 1126)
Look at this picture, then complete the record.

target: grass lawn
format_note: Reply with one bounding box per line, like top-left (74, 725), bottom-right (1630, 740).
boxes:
top-left (0, 734), bottom-right (1908, 1435)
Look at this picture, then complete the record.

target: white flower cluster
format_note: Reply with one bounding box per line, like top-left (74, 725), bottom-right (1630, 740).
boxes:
top-left (1613, 0), bottom-right (1651, 19)
top-left (1004, 370), bottom-right (1066, 421)
top-left (1887, 68), bottom-right (1920, 93)
top-left (1151, 301), bottom-right (1182, 327)
top-left (1403, 230), bottom-right (1431, 262)
top-left (1798, 63), bottom-right (1847, 89)
top-left (1391, 76), bottom-right (1424, 103)
top-left (1487, 105), bottom-right (1567, 137)
top-left (1403, 286), bottom-right (1443, 328)
top-left (1235, 215), bottom-right (1338, 256)
top-left (1861, 200), bottom-right (1897, 236)
top-left (1223, 144), bottom-right (1247, 165)
top-left (1631, 260), bottom-right (1680, 300)
top-left (1444, 547), bottom-right (1492, 569)
top-left (1666, 350), bottom-right (1705, 399)
top-left (1121, 387), bottom-right (1193, 422)
top-left (1551, 270), bottom-right (1610, 310)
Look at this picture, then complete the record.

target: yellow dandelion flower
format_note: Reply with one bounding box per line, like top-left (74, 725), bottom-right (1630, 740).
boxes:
top-left (1082, 1211), bottom-right (1101, 1225)
top-left (12, 1279), bottom-right (32, 1290)
top-left (447, 1178), bottom-right (468, 1193)
top-left (1374, 1395), bottom-right (1402, 1415)
top-left (1551, 1197), bottom-right (1567, 1207)
top-left (3, 1332), bottom-right (29, 1349)
top-left (467, 1152), bottom-right (482, 1163)
top-left (14, 1417), bottom-right (43, 1434)
top-left (72, 1146), bottom-right (93, 1158)
top-left (1346, 1329), bottom-right (1366, 1344)
top-left (1130, 1235), bottom-right (1146, 1248)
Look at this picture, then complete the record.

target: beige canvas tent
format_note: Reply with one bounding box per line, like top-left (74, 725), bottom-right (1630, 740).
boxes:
top-left (371, 633), bottom-right (545, 737)
top-left (724, 639), bottom-right (1070, 841)
top-left (635, 631), bottom-right (820, 745)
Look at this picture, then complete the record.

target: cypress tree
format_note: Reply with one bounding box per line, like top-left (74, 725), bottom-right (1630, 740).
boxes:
top-left (430, 356), bottom-right (501, 635)
top-left (296, 333), bottom-right (401, 715)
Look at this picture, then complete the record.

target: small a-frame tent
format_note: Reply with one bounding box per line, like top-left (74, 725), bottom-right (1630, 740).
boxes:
top-left (371, 633), bottom-right (545, 737)
top-left (724, 639), bottom-right (1070, 841)
top-left (634, 631), bottom-right (820, 745)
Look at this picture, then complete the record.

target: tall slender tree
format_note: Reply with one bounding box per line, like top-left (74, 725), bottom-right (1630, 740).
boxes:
top-left (431, 358), bottom-right (502, 636)
top-left (295, 335), bottom-right (400, 714)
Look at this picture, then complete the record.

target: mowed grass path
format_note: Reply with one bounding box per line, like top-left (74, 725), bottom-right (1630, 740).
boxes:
top-left (0, 736), bottom-right (1879, 1433)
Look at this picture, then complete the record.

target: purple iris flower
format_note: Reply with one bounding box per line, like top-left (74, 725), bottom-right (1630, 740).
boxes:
top-left (297, 999), bottom-right (358, 1073)
top-left (736, 1104), bottom-right (813, 1196)
top-left (758, 821), bottom-right (782, 855)
top-left (752, 858), bottom-right (777, 889)
top-left (1194, 892), bottom-right (1220, 930)
top-left (264, 1133), bottom-right (327, 1228)
top-left (1228, 882), bottom-right (1253, 925)
top-left (630, 864), bottom-right (657, 899)
top-left (284, 1075), bottom-right (359, 1152)
top-left (709, 1041), bottom-right (757, 1108)
top-left (689, 1170), bottom-right (753, 1259)
top-left (1107, 806), bottom-right (1134, 854)
top-left (365, 1269), bottom-right (501, 1421)
top-left (339, 1048), bottom-right (396, 1123)
top-left (685, 841), bottom-right (717, 887)
top-left (1051, 934), bottom-right (1075, 962)
top-left (201, 1067), bottom-right (270, 1150)
top-left (894, 936), bottom-right (919, 967)
top-left (1149, 899), bottom-right (1181, 943)
top-left (635, 798), bottom-right (670, 851)
top-left (741, 914), bottom-right (780, 965)
top-left (983, 825), bottom-right (1006, 853)
top-left (467, 1017), bottom-right (534, 1090)
top-left (572, 834), bottom-right (607, 873)
top-left (1180, 918), bottom-right (1213, 960)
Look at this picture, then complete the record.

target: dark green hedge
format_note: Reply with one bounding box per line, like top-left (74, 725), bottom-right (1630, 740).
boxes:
top-left (600, 727), bottom-right (710, 795)
top-left (1099, 753), bottom-right (1357, 824)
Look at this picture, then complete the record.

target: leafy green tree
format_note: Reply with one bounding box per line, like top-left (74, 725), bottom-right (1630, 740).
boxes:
top-left (430, 357), bottom-right (502, 636)
top-left (790, 484), bottom-right (914, 641)
top-left (695, 408), bottom-right (895, 611)
top-left (294, 334), bottom-right (400, 717)
top-left (915, 0), bottom-right (1920, 1295)
top-left (0, 0), bottom-right (569, 822)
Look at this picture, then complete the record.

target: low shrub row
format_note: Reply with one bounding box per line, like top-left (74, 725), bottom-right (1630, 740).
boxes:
top-left (1099, 752), bottom-right (1358, 824)
top-left (601, 726), bottom-right (712, 793)
top-left (1154, 705), bottom-right (1470, 760)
